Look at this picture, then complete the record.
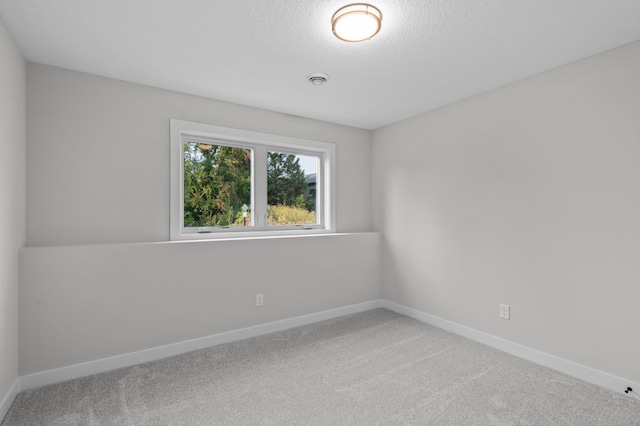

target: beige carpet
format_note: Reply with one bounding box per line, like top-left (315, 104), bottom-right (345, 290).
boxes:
top-left (3, 309), bottom-right (640, 425)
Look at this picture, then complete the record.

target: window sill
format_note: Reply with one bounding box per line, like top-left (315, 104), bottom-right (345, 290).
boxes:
top-left (24, 232), bottom-right (378, 249)
top-left (171, 228), bottom-right (335, 243)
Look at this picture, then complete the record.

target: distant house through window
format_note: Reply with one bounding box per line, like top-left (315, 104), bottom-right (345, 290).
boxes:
top-left (305, 173), bottom-right (317, 212)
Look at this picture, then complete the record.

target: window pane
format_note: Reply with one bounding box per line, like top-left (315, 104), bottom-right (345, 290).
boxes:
top-left (183, 142), bottom-right (252, 228)
top-left (267, 152), bottom-right (318, 226)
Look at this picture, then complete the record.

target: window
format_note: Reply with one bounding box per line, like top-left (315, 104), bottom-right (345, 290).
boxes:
top-left (170, 119), bottom-right (335, 240)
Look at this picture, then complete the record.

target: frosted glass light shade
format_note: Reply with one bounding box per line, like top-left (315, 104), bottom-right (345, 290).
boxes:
top-left (332, 4), bottom-right (382, 42)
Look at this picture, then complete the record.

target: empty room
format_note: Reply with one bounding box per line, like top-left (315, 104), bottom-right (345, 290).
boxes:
top-left (1, 0), bottom-right (640, 424)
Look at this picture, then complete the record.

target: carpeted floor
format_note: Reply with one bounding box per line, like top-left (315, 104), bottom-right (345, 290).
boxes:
top-left (3, 309), bottom-right (640, 425)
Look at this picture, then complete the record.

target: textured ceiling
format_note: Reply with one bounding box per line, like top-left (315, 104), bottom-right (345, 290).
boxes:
top-left (1, 0), bottom-right (640, 129)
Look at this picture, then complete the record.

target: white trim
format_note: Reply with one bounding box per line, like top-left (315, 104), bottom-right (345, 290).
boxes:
top-left (382, 300), bottom-right (640, 397)
top-left (0, 378), bottom-right (20, 422)
top-left (253, 147), bottom-right (268, 227)
top-left (16, 299), bottom-right (640, 400)
top-left (20, 300), bottom-right (384, 391)
top-left (170, 119), bottom-right (336, 241)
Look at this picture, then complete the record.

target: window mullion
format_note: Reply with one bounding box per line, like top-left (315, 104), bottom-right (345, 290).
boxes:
top-left (315, 155), bottom-right (323, 226)
top-left (253, 147), bottom-right (268, 227)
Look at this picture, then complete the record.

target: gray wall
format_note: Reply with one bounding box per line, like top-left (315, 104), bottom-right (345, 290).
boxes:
top-left (17, 32), bottom-right (640, 387)
top-left (27, 64), bottom-right (373, 247)
top-left (0, 19), bottom-right (25, 405)
top-left (372, 40), bottom-right (640, 383)
top-left (21, 64), bottom-right (381, 375)
top-left (20, 233), bottom-right (380, 375)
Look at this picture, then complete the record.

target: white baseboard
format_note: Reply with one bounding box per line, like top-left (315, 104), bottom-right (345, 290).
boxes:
top-left (17, 299), bottom-right (640, 400)
top-left (20, 300), bottom-right (384, 391)
top-left (382, 300), bottom-right (640, 397)
top-left (0, 378), bottom-right (20, 422)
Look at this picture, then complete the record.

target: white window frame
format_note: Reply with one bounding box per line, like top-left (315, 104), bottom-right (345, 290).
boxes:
top-left (170, 119), bottom-right (336, 240)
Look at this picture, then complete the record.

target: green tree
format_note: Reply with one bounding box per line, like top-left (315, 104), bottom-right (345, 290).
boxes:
top-left (183, 142), bottom-right (251, 227)
top-left (183, 146), bottom-right (313, 228)
top-left (267, 152), bottom-right (312, 210)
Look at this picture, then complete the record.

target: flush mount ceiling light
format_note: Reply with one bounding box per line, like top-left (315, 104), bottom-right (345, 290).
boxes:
top-left (332, 3), bottom-right (382, 42)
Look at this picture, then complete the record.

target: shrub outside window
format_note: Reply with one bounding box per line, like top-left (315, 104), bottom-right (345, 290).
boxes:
top-left (170, 120), bottom-right (335, 240)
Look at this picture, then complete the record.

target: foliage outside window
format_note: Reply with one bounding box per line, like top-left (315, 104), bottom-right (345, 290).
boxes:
top-left (184, 143), bottom-right (251, 228)
top-left (267, 152), bottom-right (317, 226)
top-left (170, 120), bottom-right (335, 240)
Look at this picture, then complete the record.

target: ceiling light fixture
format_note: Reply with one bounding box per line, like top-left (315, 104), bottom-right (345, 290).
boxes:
top-left (332, 3), bottom-right (382, 42)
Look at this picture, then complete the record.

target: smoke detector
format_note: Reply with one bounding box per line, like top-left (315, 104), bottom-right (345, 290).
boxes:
top-left (307, 73), bottom-right (329, 86)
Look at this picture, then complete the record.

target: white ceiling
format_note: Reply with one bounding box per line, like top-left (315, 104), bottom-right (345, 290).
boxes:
top-left (1, 0), bottom-right (640, 130)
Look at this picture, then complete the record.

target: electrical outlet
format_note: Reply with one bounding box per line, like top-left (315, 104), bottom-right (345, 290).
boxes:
top-left (256, 293), bottom-right (264, 307)
top-left (499, 304), bottom-right (510, 320)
